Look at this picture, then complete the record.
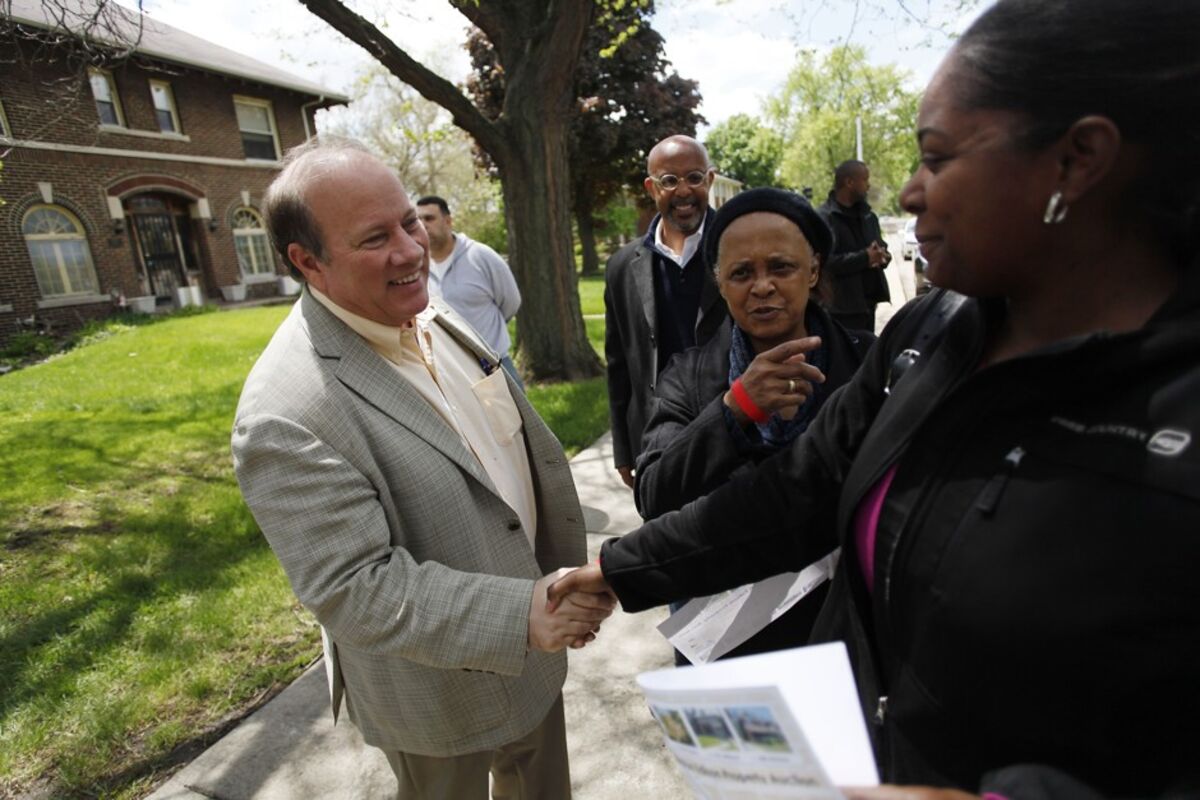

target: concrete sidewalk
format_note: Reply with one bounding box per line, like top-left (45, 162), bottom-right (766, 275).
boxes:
top-left (147, 432), bottom-right (687, 800)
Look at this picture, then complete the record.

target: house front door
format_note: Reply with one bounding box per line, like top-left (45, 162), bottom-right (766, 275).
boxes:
top-left (128, 195), bottom-right (190, 299)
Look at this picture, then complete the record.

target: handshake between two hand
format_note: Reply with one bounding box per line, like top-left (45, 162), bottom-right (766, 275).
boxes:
top-left (527, 563), bottom-right (616, 653)
top-left (525, 568), bottom-right (984, 800)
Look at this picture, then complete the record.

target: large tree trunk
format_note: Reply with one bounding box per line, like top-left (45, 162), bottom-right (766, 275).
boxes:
top-left (486, 0), bottom-right (601, 381)
top-left (575, 190), bottom-right (601, 278)
top-left (497, 116), bottom-right (601, 381)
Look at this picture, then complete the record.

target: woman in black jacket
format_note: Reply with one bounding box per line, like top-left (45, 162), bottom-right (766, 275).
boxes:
top-left (634, 189), bottom-right (874, 660)
top-left (553, 1), bottom-right (1200, 797)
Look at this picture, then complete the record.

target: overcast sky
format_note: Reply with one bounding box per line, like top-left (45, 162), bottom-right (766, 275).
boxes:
top-left (135, 0), bottom-right (983, 135)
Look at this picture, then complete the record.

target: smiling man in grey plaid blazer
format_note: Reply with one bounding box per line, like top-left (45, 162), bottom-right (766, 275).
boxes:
top-left (231, 137), bottom-right (612, 798)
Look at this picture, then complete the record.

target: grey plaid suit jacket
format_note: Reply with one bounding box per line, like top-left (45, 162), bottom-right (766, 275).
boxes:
top-left (231, 290), bottom-right (587, 756)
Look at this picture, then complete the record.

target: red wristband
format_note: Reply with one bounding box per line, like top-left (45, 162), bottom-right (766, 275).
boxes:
top-left (730, 377), bottom-right (769, 424)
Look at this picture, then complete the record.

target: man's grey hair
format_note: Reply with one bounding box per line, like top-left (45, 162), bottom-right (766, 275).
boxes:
top-left (264, 135), bottom-right (374, 281)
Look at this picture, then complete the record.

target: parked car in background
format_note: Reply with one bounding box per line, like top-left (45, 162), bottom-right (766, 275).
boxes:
top-left (914, 251), bottom-right (932, 295)
top-left (902, 218), bottom-right (918, 260)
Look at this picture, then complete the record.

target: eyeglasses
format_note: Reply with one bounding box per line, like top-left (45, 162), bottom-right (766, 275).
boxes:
top-left (649, 170), bottom-right (709, 191)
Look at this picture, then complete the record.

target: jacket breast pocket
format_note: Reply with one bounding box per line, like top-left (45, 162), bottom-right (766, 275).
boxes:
top-left (472, 369), bottom-right (523, 446)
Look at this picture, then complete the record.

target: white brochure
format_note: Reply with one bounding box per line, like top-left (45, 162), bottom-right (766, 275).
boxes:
top-left (658, 550), bottom-right (840, 665)
top-left (638, 642), bottom-right (879, 799)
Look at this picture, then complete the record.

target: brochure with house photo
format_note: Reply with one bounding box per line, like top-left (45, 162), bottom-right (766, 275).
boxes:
top-left (637, 643), bottom-right (878, 799)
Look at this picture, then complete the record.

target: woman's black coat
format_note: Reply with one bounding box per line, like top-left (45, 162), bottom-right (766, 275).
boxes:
top-left (605, 276), bottom-right (1200, 798)
top-left (633, 301), bottom-right (874, 657)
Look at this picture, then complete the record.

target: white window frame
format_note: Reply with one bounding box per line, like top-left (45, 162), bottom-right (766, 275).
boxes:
top-left (88, 68), bottom-right (126, 128)
top-left (22, 204), bottom-right (102, 298)
top-left (231, 206), bottom-right (277, 282)
top-left (233, 96), bottom-right (281, 162)
top-left (0, 98), bottom-right (10, 138)
top-left (149, 80), bottom-right (181, 134)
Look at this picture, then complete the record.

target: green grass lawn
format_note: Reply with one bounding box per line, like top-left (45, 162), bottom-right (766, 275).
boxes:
top-left (525, 375), bottom-right (608, 454)
top-left (0, 303), bottom-right (609, 798)
top-left (577, 273), bottom-right (605, 316)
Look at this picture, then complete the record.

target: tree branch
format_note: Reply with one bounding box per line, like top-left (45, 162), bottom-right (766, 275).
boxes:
top-left (450, 0), bottom-right (515, 62)
top-left (296, 0), bottom-right (504, 159)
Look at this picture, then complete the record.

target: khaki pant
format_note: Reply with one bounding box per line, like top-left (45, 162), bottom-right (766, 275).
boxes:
top-left (385, 694), bottom-right (570, 799)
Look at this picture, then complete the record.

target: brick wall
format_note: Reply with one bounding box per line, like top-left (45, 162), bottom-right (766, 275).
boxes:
top-left (0, 38), bottom-right (337, 344)
top-left (1, 40), bottom-right (318, 159)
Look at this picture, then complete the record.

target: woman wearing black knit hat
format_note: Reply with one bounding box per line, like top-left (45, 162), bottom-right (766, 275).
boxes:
top-left (634, 188), bottom-right (875, 662)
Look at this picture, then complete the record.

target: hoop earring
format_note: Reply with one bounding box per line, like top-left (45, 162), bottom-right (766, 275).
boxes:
top-left (1043, 190), bottom-right (1069, 224)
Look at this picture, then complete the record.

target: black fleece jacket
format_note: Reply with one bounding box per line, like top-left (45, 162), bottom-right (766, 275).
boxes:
top-left (601, 271), bottom-right (1200, 798)
top-left (632, 303), bottom-right (873, 658)
top-left (820, 193), bottom-right (890, 314)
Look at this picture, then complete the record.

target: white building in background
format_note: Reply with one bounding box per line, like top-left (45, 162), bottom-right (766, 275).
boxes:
top-left (709, 173), bottom-right (743, 208)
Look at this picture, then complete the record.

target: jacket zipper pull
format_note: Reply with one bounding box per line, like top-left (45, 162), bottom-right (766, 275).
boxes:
top-left (875, 695), bottom-right (888, 725)
top-left (976, 446), bottom-right (1025, 517)
top-left (885, 349), bottom-right (920, 396)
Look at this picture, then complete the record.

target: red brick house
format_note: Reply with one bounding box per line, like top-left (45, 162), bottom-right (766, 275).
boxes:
top-left (0, 0), bottom-right (347, 342)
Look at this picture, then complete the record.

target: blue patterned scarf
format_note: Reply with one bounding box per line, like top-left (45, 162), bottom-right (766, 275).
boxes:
top-left (727, 312), bottom-right (829, 449)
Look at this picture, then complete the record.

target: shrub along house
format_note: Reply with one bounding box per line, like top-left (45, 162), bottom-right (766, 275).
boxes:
top-left (0, 0), bottom-right (347, 343)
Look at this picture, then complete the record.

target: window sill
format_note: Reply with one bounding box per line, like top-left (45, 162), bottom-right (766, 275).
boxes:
top-left (37, 294), bottom-right (111, 309)
top-left (98, 124), bottom-right (192, 143)
top-left (243, 157), bottom-right (282, 167)
top-left (241, 272), bottom-right (277, 285)
top-left (0, 303), bottom-right (13, 313)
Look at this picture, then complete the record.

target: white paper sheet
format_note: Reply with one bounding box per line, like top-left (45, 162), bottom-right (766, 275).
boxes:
top-left (658, 550), bottom-right (840, 664)
top-left (638, 642), bottom-right (878, 798)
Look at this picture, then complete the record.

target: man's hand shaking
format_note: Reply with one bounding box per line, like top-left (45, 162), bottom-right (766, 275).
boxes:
top-left (528, 567), bottom-right (617, 652)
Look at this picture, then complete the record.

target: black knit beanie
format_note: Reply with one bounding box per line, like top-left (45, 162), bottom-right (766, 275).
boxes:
top-left (702, 187), bottom-right (833, 272)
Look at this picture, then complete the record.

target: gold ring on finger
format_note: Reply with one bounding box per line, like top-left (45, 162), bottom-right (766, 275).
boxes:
top-left (787, 378), bottom-right (796, 394)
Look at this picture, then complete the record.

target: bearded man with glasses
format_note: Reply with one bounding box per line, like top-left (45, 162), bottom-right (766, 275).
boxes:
top-left (603, 134), bottom-right (729, 491)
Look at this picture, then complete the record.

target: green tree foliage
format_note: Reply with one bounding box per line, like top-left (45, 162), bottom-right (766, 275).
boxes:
top-left (767, 45), bottom-right (920, 212)
top-left (322, 64), bottom-right (507, 253)
top-left (704, 113), bottom-right (783, 189)
top-left (467, 1), bottom-right (703, 276)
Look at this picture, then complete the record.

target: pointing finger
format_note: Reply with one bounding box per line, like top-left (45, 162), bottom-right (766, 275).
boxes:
top-left (761, 336), bottom-right (822, 362)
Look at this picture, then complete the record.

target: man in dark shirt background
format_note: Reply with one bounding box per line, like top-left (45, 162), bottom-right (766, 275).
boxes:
top-left (603, 135), bottom-right (728, 489)
top-left (820, 159), bottom-right (891, 332)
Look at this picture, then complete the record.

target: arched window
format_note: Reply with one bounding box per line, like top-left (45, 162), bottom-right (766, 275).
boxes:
top-left (22, 205), bottom-right (100, 297)
top-left (232, 207), bottom-right (274, 278)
